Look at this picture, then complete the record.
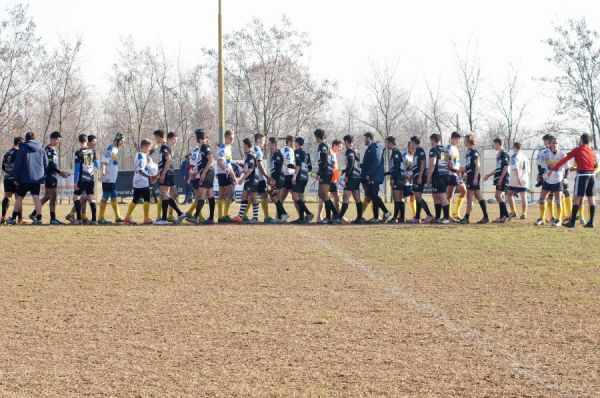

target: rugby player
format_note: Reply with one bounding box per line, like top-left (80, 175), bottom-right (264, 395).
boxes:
top-left (291, 136), bottom-right (314, 223)
top-left (329, 139), bottom-right (343, 223)
top-left (276, 135), bottom-right (296, 223)
top-left (267, 137), bottom-right (287, 222)
top-left (32, 132), bottom-right (68, 224)
top-left (71, 134), bottom-right (98, 224)
top-left (483, 137), bottom-right (510, 224)
top-left (232, 138), bottom-right (260, 224)
top-left (385, 136), bottom-right (406, 223)
top-left (98, 133), bottom-right (125, 224)
top-left (507, 142), bottom-right (529, 220)
top-left (1, 137), bottom-right (24, 224)
top-left (314, 129), bottom-right (339, 224)
top-left (446, 131), bottom-right (467, 221)
top-left (187, 129), bottom-right (216, 224)
top-left (216, 130), bottom-right (237, 222)
top-left (535, 136), bottom-right (569, 227)
top-left (338, 135), bottom-right (363, 223)
top-left (123, 139), bottom-right (155, 224)
top-left (253, 133), bottom-right (274, 223)
top-left (536, 134), bottom-right (555, 222)
top-left (361, 132), bottom-right (390, 223)
top-left (427, 133), bottom-right (450, 224)
top-left (407, 136), bottom-right (434, 224)
top-left (155, 131), bottom-right (186, 225)
top-left (548, 133), bottom-right (596, 228)
top-left (459, 133), bottom-right (489, 224)
top-left (402, 143), bottom-right (417, 220)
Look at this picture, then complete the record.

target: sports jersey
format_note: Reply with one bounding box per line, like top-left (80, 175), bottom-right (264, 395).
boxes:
top-left (388, 147), bottom-right (404, 180)
top-left (281, 146), bottom-right (295, 176)
top-left (332, 153), bottom-right (340, 182)
top-left (45, 145), bottom-right (61, 178)
top-left (158, 144), bottom-right (174, 176)
top-left (464, 148), bottom-right (480, 179)
top-left (133, 152), bottom-right (150, 189)
top-left (243, 151), bottom-right (257, 184)
top-left (190, 143), bottom-right (212, 178)
top-left (317, 143), bottom-right (333, 176)
top-left (270, 149), bottom-right (283, 180)
top-left (343, 148), bottom-right (361, 179)
top-left (402, 152), bottom-right (414, 186)
top-left (294, 148), bottom-right (312, 182)
top-left (74, 148), bottom-right (97, 183)
top-left (253, 145), bottom-right (266, 181)
top-left (446, 144), bottom-right (461, 176)
top-left (509, 152), bottom-right (529, 188)
top-left (429, 145), bottom-right (449, 177)
top-left (541, 150), bottom-right (568, 185)
top-left (102, 145), bottom-right (120, 183)
top-left (216, 144), bottom-right (232, 175)
top-left (412, 147), bottom-right (427, 178)
top-left (2, 148), bottom-right (18, 181)
top-left (493, 150), bottom-right (510, 186)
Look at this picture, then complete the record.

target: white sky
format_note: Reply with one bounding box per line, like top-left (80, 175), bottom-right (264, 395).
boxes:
top-left (3, 0), bottom-right (600, 128)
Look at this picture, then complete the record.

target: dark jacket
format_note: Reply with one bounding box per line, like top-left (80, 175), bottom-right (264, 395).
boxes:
top-left (14, 140), bottom-right (48, 184)
top-left (360, 141), bottom-right (385, 184)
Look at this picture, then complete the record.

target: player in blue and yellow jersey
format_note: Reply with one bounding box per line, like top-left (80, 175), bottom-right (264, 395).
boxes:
top-left (98, 132), bottom-right (125, 224)
top-left (446, 131), bottom-right (467, 221)
top-left (216, 130), bottom-right (237, 222)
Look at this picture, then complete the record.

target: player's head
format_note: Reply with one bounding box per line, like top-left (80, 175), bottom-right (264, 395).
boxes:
top-left (512, 142), bottom-right (521, 152)
top-left (50, 131), bottom-right (62, 146)
top-left (78, 133), bottom-right (88, 147)
top-left (363, 131), bottom-right (374, 146)
top-left (331, 139), bottom-right (343, 154)
top-left (493, 137), bottom-right (503, 151)
top-left (343, 134), bottom-right (353, 148)
top-left (580, 133), bottom-right (591, 146)
top-left (243, 137), bottom-right (253, 152)
top-left (224, 130), bottom-right (234, 145)
top-left (285, 135), bottom-right (294, 146)
top-left (195, 129), bottom-right (206, 144)
top-left (13, 136), bottom-right (24, 147)
top-left (167, 131), bottom-right (177, 147)
top-left (549, 136), bottom-right (558, 152)
top-left (25, 132), bottom-right (35, 141)
top-left (114, 132), bottom-right (124, 147)
top-left (268, 136), bottom-right (278, 152)
top-left (464, 133), bottom-right (475, 149)
top-left (254, 133), bottom-right (265, 147)
top-left (385, 136), bottom-right (396, 149)
top-left (450, 131), bottom-right (462, 145)
top-left (153, 129), bottom-right (165, 143)
top-left (140, 139), bottom-right (152, 153)
top-left (542, 134), bottom-right (552, 148)
top-left (294, 136), bottom-right (304, 149)
top-left (87, 135), bottom-right (97, 149)
top-left (429, 133), bottom-right (441, 146)
top-left (313, 128), bottom-right (326, 142)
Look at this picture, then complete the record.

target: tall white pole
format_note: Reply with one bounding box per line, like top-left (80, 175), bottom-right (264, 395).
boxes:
top-left (218, 0), bottom-right (225, 146)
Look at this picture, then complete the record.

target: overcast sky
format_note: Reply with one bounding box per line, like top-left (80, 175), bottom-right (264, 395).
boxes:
top-left (3, 0), bottom-right (600, 128)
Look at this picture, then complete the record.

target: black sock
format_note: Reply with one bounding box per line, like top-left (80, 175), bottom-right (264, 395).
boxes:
top-left (434, 203), bottom-right (442, 219)
top-left (356, 202), bottom-right (363, 220)
top-left (399, 201), bottom-right (405, 221)
top-left (443, 204), bottom-right (450, 220)
top-left (340, 202), bottom-right (349, 219)
top-left (373, 203), bottom-right (380, 219)
top-left (161, 199), bottom-right (169, 220)
top-left (169, 198), bottom-right (182, 216)
top-left (194, 199), bottom-right (205, 218)
top-left (299, 200), bottom-right (311, 216)
top-left (208, 197), bottom-right (216, 220)
top-left (1, 198), bottom-right (8, 218)
top-left (479, 200), bottom-right (489, 219)
top-left (36, 214), bottom-right (42, 221)
top-left (325, 200), bottom-right (332, 220)
top-left (90, 202), bottom-right (97, 221)
top-left (375, 197), bottom-right (388, 215)
top-left (590, 205), bottom-right (596, 223)
top-left (75, 200), bottom-right (82, 220)
top-left (394, 201), bottom-right (400, 219)
top-left (275, 201), bottom-right (283, 218)
top-left (415, 200), bottom-right (422, 218)
top-left (296, 201), bottom-right (304, 219)
top-left (464, 213), bottom-right (470, 220)
top-left (421, 199), bottom-right (432, 216)
top-left (50, 211), bottom-right (56, 221)
top-left (11, 210), bottom-right (18, 220)
top-left (499, 202), bottom-right (507, 218)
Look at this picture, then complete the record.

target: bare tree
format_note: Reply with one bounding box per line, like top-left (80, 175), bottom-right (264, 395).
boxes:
top-left (421, 76), bottom-right (451, 137)
top-left (545, 18), bottom-right (600, 148)
top-left (455, 40), bottom-right (482, 133)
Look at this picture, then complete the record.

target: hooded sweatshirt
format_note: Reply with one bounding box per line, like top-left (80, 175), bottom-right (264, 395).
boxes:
top-left (14, 139), bottom-right (48, 184)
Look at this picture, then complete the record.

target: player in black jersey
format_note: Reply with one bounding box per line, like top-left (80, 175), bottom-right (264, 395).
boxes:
top-left (339, 135), bottom-right (363, 223)
top-left (314, 129), bottom-right (339, 224)
top-left (71, 134), bottom-right (98, 224)
top-left (407, 136), bottom-right (434, 224)
top-left (483, 137), bottom-right (510, 223)
top-left (232, 138), bottom-right (260, 224)
top-left (1, 137), bottom-right (24, 224)
top-left (155, 131), bottom-right (185, 225)
top-left (427, 134), bottom-right (451, 224)
top-left (187, 129), bottom-right (216, 224)
top-left (291, 137), bottom-right (314, 223)
top-left (385, 136), bottom-right (406, 223)
top-left (459, 133), bottom-right (489, 224)
top-left (268, 137), bottom-right (288, 222)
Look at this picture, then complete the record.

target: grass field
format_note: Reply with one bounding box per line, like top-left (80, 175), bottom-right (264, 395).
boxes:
top-left (0, 202), bottom-right (599, 397)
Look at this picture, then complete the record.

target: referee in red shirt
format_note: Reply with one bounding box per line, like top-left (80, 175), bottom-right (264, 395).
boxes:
top-left (549, 133), bottom-right (597, 228)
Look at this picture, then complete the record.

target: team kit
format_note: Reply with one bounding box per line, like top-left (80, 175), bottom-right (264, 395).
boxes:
top-left (1, 128), bottom-right (598, 228)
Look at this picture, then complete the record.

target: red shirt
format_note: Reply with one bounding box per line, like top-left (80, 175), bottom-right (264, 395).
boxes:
top-left (550, 144), bottom-right (597, 172)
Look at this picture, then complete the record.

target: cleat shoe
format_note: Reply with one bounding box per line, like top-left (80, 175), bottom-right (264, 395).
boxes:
top-left (534, 218), bottom-right (545, 226)
top-left (304, 213), bottom-right (314, 223)
top-left (520, 214), bottom-right (527, 220)
top-left (114, 218), bottom-right (125, 223)
top-left (351, 218), bottom-right (365, 224)
top-left (366, 218), bottom-right (380, 224)
top-left (66, 214), bottom-right (75, 224)
top-left (175, 213), bottom-right (187, 224)
top-left (242, 216), bottom-right (250, 223)
top-left (154, 219), bottom-right (169, 225)
top-left (124, 218), bottom-right (137, 225)
top-left (476, 217), bottom-right (490, 224)
top-left (552, 219), bottom-right (562, 228)
top-left (564, 221), bottom-right (576, 228)
top-left (87, 220), bottom-right (98, 225)
top-left (280, 214), bottom-right (289, 223)
top-left (422, 216), bottom-right (435, 224)
top-left (32, 218), bottom-right (42, 225)
top-left (29, 212), bottom-right (36, 222)
top-left (381, 211), bottom-right (392, 223)
top-left (143, 219), bottom-right (154, 225)
top-left (231, 216), bottom-right (243, 223)
top-left (331, 217), bottom-right (343, 225)
top-left (459, 218), bottom-right (470, 225)
top-left (50, 219), bottom-right (63, 225)
top-left (386, 218), bottom-right (398, 224)
top-left (407, 218), bottom-right (421, 224)
top-left (222, 215), bottom-right (232, 223)
top-left (203, 218), bottom-right (215, 225)
top-left (244, 219), bottom-right (258, 225)
top-left (185, 215), bottom-right (197, 224)
top-left (98, 218), bottom-right (112, 225)
top-left (584, 222), bottom-right (595, 229)
top-left (263, 216), bottom-right (276, 224)
top-left (317, 219), bottom-right (331, 225)
top-left (166, 216), bottom-right (177, 223)
top-left (580, 217), bottom-right (587, 225)
top-left (435, 218), bottom-right (450, 225)
top-left (290, 218), bottom-right (304, 224)
top-left (493, 217), bottom-right (507, 224)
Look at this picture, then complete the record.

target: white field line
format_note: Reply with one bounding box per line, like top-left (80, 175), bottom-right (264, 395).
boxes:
top-left (296, 228), bottom-right (578, 398)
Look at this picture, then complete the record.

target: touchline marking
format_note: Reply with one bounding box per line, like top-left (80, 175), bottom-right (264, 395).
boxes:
top-left (296, 228), bottom-right (578, 398)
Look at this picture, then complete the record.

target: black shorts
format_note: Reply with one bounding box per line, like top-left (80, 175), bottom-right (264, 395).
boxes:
top-left (45, 176), bottom-right (58, 189)
top-left (329, 182), bottom-right (339, 193)
top-left (133, 187), bottom-right (151, 203)
top-left (217, 173), bottom-right (232, 187)
top-left (294, 179), bottom-right (307, 194)
top-left (365, 181), bottom-right (380, 198)
top-left (257, 180), bottom-right (267, 194)
top-left (496, 185), bottom-right (508, 193)
top-left (160, 174), bottom-right (176, 187)
top-left (448, 175), bottom-right (463, 187)
top-left (17, 183), bottom-right (41, 197)
top-left (412, 174), bottom-right (427, 193)
top-left (431, 175), bottom-right (449, 194)
top-left (574, 172), bottom-right (596, 197)
top-left (193, 170), bottom-right (215, 190)
top-left (74, 181), bottom-right (95, 196)
top-left (3, 179), bottom-right (17, 194)
top-left (403, 185), bottom-right (413, 197)
top-left (344, 177), bottom-right (361, 192)
top-left (283, 175), bottom-right (294, 190)
top-left (508, 186), bottom-right (527, 193)
top-left (392, 177), bottom-right (406, 191)
top-left (102, 182), bottom-right (116, 193)
top-left (274, 176), bottom-right (284, 190)
top-left (244, 180), bottom-right (258, 193)
top-left (466, 175), bottom-right (481, 191)
top-left (319, 174), bottom-right (332, 185)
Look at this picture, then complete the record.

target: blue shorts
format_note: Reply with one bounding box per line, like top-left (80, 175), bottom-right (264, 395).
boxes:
top-left (102, 183), bottom-right (117, 199)
top-left (542, 182), bottom-right (562, 192)
top-left (508, 186), bottom-right (527, 193)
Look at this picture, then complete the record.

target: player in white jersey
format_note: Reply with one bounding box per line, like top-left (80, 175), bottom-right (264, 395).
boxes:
top-left (536, 134), bottom-right (555, 221)
top-left (216, 130), bottom-right (237, 222)
top-left (123, 139), bottom-right (156, 224)
top-left (98, 133), bottom-right (125, 224)
top-left (241, 133), bottom-right (274, 222)
top-left (402, 148), bottom-right (417, 219)
top-left (276, 135), bottom-right (296, 222)
top-left (535, 136), bottom-right (569, 227)
top-left (446, 131), bottom-right (467, 221)
top-left (506, 142), bottom-right (529, 220)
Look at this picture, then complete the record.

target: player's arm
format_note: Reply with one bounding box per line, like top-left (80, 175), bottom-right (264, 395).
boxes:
top-left (427, 152), bottom-right (436, 183)
top-left (238, 161), bottom-right (254, 185)
top-left (417, 153), bottom-right (425, 184)
top-left (317, 146), bottom-right (327, 176)
top-left (497, 154), bottom-right (509, 186)
top-left (343, 152), bottom-right (354, 181)
top-left (473, 155), bottom-right (481, 182)
top-left (549, 149), bottom-right (576, 174)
